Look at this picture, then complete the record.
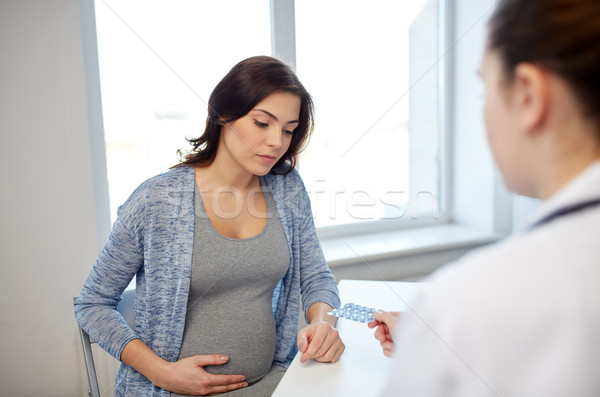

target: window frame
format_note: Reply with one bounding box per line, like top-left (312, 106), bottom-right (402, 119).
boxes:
top-left (85, 0), bottom-right (512, 279)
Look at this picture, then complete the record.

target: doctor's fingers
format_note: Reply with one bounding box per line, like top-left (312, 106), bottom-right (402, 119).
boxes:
top-left (373, 323), bottom-right (393, 343)
top-left (372, 311), bottom-right (400, 336)
top-left (382, 342), bottom-right (395, 358)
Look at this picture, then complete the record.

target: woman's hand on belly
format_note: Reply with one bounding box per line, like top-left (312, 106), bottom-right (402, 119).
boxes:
top-left (297, 303), bottom-right (346, 364)
top-left (157, 354), bottom-right (248, 395)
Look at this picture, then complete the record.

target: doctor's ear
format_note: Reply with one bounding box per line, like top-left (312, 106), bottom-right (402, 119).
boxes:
top-left (511, 62), bottom-right (550, 134)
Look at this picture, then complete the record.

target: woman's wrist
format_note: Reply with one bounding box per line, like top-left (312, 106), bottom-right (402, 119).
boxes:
top-left (148, 358), bottom-right (172, 389)
top-left (121, 338), bottom-right (171, 388)
top-left (307, 302), bottom-right (336, 326)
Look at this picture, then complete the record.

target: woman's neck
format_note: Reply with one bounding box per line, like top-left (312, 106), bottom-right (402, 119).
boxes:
top-left (194, 158), bottom-right (259, 193)
top-left (536, 127), bottom-right (600, 200)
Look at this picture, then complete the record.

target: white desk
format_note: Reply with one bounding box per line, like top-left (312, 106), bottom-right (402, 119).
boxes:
top-left (272, 279), bottom-right (423, 397)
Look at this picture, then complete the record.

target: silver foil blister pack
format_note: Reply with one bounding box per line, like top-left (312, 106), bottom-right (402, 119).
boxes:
top-left (328, 303), bottom-right (380, 323)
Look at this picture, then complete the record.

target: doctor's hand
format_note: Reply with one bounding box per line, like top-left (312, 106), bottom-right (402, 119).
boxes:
top-left (156, 354), bottom-right (248, 396)
top-left (368, 311), bottom-right (401, 358)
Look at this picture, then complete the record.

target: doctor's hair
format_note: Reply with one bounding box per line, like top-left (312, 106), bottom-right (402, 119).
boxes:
top-left (488, 0), bottom-right (600, 131)
top-left (176, 56), bottom-right (314, 174)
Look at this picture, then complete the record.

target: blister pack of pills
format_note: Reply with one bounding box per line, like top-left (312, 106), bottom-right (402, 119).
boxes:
top-left (328, 302), bottom-right (380, 323)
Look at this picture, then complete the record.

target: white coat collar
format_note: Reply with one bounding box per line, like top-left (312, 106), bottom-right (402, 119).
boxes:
top-left (526, 160), bottom-right (600, 228)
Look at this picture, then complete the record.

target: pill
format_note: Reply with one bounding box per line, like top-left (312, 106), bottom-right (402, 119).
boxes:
top-left (328, 302), bottom-right (381, 323)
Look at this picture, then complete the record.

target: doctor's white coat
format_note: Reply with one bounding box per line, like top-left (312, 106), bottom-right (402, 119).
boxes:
top-left (383, 162), bottom-right (600, 397)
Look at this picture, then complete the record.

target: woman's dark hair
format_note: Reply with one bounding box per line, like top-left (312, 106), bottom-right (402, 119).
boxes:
top-left (176, 56), bottom-right (314, 174)
top-left (488, 0), bottom-right (600, 129)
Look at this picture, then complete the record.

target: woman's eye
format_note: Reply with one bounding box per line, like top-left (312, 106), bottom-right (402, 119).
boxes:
top-left (283, 129), bottom-right (294, 135)
top-left (254, 120), bottom-right (268, 128)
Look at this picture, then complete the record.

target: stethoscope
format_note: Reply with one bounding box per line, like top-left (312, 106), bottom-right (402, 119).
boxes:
top-left (530, 198), bottom-right (600, 229)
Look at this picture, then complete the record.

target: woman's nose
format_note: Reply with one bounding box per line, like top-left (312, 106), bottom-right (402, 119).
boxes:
top-left (266, 127), bottom-right (283, 148)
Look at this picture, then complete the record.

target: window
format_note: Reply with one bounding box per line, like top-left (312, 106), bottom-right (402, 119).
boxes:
top-left (95, 0), bottom-right (447, 231)
top-left (295, 0), bottom-right (445, 231)
top-left (95, 0), bottom-right (270, 222)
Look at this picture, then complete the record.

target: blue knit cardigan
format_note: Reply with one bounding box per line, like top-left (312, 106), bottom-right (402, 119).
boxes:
top-left (74, 166), bottom-right (340, 396)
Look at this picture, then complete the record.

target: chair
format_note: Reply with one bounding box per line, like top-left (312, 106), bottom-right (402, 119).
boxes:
top-left (75, 289), bottom-right (136, 397)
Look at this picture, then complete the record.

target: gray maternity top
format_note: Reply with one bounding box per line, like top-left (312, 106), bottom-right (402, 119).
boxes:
top-left (171, 177), bottom-right (290, 396)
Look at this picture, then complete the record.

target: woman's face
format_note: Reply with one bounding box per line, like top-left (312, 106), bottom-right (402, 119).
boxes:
top-left (480, 49), bottom-right (532, 196)
top-left (219, 91), bottom-right (301, 176)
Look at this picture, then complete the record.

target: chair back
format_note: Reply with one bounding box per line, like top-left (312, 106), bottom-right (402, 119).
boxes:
top-left (76, 289), bottom-right (136, 397)
top-left (116, 289), bottom-right (135, 329)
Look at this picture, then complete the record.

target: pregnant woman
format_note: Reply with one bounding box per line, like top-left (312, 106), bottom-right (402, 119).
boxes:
top-left (75, 56), bottom-right (344, 396)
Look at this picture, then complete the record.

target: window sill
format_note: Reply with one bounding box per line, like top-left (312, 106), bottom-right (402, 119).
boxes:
top-left (320, 223), bottom-right (502, 268)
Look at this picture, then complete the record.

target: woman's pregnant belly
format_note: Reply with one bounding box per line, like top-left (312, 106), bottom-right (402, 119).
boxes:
top-left (178, 290), bottom-right (278, 384)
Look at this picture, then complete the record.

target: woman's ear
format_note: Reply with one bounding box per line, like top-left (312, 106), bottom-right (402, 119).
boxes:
top-left (512, 63), bottom-right (550, 134)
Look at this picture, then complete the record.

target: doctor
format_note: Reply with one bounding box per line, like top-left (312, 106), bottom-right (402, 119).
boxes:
top-left (370, 0), bottom-right (600, 395)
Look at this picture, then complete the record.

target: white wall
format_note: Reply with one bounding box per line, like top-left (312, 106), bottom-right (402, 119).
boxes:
top-left (0, 0), bottom-right (110, 395)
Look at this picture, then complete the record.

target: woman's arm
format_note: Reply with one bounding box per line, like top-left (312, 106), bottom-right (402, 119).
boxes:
top-left (120, 339), bottom-right (248, 395)
top-left (290, 172), bottom-right (344, 363)
top-left (296, 207), bottom-right (341, 316)
top-left (76, 175), bottom-right (248, 394)
top-left (74, 214), bottom-right (143, 359)
top-left (306, 302), bottom-right (336, 326)
top-left (297, 302), bottom-right (345, 363)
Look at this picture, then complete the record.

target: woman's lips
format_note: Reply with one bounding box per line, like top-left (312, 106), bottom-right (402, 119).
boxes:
top-left (257, 154), bottom-right (276, 164)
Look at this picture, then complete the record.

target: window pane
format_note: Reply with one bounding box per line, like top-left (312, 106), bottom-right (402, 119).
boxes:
top-left (95, 0), bottom-right (270, 223)
top-left (295, 0), bottom-right (441, 228)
